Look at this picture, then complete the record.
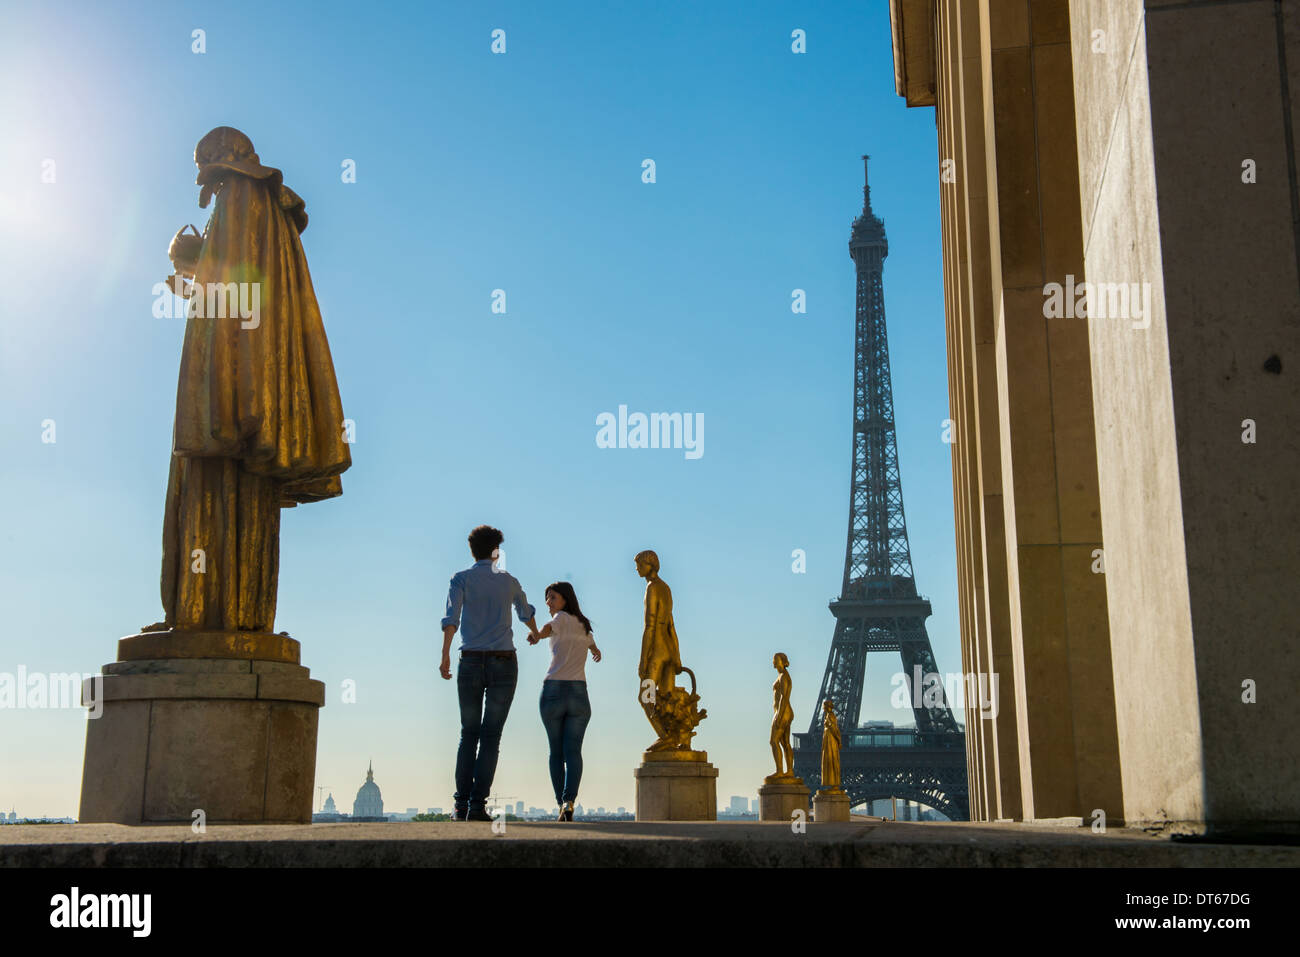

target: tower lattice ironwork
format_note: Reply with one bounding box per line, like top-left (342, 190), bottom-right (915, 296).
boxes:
top-left (792, 156), bottom-right (969, 821)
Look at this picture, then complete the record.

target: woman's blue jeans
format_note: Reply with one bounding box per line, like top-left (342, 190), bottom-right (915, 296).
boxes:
top-left (539, 679), bottom-right (591, 805)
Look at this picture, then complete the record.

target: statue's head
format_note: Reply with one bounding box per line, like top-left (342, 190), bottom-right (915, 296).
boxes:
top-left (194, 126), bottom-right (281, 208)
top-left (634, 549), bottom-right (659, 578)
top-left (773, 652), bottom-right (789, 671)
top-left (822, 698), bottom-right (834, 714)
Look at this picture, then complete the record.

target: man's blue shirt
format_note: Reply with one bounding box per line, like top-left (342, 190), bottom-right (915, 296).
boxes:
top-left (441, 559), bottom-right (536, 651)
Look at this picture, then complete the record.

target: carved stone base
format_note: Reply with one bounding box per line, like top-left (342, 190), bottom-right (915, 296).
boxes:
top-left (813, 788), bottom-right (852, 822)
top-left (634, 751), bottom-right (718, 820)
top-left (78, 641), bottom-right (324, 825)
top-left (119, 629), bottom-right (300, 663)
top-left (758, 779), bottom-right (811, 822)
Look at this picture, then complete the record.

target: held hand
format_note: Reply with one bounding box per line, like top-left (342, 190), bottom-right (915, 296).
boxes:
top-left (527, 633), bottom-right (540, 645)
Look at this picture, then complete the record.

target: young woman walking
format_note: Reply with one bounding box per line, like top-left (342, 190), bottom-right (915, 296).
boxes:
top-left (527, 582), bottom-right (601, 821)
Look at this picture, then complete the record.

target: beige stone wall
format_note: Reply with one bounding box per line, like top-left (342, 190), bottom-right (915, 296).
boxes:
top-left (1072, 0), bottom-right (1300, 829)
top-left (925, 0), bottom-right (1125, 823)
top-left (896, 0), bottom-right (1300, 832)
top-left (1067, 0), bottom-right (1203, 828)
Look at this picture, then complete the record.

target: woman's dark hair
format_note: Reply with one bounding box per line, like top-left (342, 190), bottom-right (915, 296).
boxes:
top-left (546, 581), bottom-right (593, 635)
top-left (468, 525), bottom-right (504, 560)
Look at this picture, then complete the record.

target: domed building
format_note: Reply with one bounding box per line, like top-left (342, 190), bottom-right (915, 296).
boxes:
top-left (312, 790), bottom-right (345, 823)
top-left (352, 760), bottom-right (386, 820)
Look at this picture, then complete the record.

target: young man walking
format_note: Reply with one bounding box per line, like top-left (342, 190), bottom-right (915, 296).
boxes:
top-left (440, 525), bottom-right (538, 821)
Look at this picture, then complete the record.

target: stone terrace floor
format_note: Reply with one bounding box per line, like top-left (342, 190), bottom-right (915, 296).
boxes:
top-left (3, 818), bottom-right (1298, 867)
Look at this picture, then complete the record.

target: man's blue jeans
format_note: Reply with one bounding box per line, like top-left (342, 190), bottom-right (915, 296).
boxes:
top-left (539, 679), bottom-right (591, 805)
top-left (454, 653), bottom-right (518, 812)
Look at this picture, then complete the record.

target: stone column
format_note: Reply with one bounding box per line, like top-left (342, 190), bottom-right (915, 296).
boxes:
top-left (1069, 0), bottom-right (1300, 834)
top-left (891, 0), bottom-right (1126, 823)
top-left (978, 0), bottom-right (1124, 824)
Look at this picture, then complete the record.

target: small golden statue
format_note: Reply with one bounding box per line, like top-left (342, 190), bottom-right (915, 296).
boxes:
top-left (147, 126), bottom-right (351, 635)
top-left (820, 699), bottom-right (843, 792)
top-left (765, 653), bottom-right (802, 783)
top-left (636, 550), bottom-right (706, 751)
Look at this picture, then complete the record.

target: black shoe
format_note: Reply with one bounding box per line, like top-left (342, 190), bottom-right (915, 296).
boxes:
top-left (453, 807), bottom-right (468, 821)
top-left (466, 807), bottom-right (493, 822)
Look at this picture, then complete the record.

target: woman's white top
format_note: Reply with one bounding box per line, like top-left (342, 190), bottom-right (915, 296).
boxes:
top-left (546, 610), bottom-right (595, 681)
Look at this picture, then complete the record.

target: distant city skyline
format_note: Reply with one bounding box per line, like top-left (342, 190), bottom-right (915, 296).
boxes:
top-left (305, 769), bottom-right (936, 823)
top-left (0, 809), bottom-right (75, 824)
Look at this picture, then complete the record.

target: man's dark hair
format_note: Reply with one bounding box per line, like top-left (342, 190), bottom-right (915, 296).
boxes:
top-left (468, 525), bottom-right (504, 561)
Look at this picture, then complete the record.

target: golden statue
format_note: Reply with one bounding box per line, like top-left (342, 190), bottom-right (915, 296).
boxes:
top-left (820, 699), bottom-right (843, 791)
top-left (146, 127), bottom-right (351, 635)
top-left (765, 652), bottom-right (801, 783)
top-left (636, 550), bottom-right (706, 751)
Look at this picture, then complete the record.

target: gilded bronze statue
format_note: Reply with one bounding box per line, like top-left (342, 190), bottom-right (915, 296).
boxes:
top-left (766, 652), bottom-right (800, 783)
top-left (146, 126), bottom-right (351, 636)
top-left (820, 699), bottom-right (843, 792)
top-left (78, 126), bottom-right (346, 828)
top-left (635, 550), bottom-right (706, 751)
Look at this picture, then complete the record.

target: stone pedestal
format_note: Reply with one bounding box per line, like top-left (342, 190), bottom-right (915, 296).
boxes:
top-left (78, 630), bottom-right (325, 825)
top-left (758, 777), bottom-right (811, 822)
top-left (634, 750), bottom-right (718, 821)
top-left (813, 788), bottom-right (851, 822)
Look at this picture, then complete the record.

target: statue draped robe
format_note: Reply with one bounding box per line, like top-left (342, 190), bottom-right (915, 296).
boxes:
top-left (161, 173), bottom-right (351, 631)
top-left (821, 710), bottom-right (842, 789)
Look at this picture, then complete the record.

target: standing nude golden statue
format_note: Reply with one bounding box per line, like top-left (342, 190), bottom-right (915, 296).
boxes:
top-left (146, 126), bottom-right (351, 636)
top-left (820, 699), bottom-right (843, 791)
top-left (636, 550), bottom-right (706, 751)
top-left (766, 653), bottom-right (800, 782)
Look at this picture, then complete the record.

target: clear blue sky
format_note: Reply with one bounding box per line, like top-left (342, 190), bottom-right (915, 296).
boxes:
top-left (0, 0), bottom-right (956, 818)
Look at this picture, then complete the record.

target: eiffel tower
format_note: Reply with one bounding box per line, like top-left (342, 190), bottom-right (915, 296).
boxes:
top-left (792, 156), bottom-right (969, 821)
